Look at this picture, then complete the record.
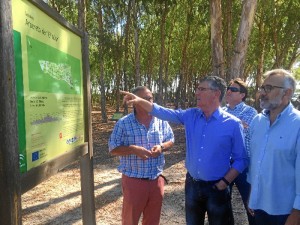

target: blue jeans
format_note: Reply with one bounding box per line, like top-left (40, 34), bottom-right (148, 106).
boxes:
top-left (185, 173), bottom-right (234, 225)
top-left (230, 168), bottom-right (256, 225)
top-left (254, 209), bottom-right (289, 225)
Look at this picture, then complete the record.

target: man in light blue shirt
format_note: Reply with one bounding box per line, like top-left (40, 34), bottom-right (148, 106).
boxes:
top-left (121, 76), bottom-right (248, 225)
top-left (248, 69), bottom-right (300, 225)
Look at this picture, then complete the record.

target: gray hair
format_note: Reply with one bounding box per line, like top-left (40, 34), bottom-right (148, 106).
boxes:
top-left (199, 76), bottom-right (227, 102)
top-left (263, 69), bottom-right (296, 96)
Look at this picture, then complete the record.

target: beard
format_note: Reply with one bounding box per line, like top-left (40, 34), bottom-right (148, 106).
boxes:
top-left (259, 94), bottom-right (283, 110)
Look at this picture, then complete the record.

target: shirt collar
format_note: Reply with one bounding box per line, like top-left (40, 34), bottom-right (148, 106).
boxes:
top-left (262, 102), bottom-right (294, 119)
top-left (226, 101), bottom-right (245, 111)
top-left (198, 107), bottom-right (222, 120)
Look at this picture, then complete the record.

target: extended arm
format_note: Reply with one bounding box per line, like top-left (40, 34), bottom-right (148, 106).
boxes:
top-left (120, 90), bottom-right (153, 112)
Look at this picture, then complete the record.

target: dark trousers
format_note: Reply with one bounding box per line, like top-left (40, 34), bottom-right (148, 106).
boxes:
top-left (230, 168), bottom-right (256, 225)
top-left (185, 172), bottom-right (234, 225)
top-left (254, 209), bottom-right (289, 225)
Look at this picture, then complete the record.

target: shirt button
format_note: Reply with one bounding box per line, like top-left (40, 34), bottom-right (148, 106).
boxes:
top-left (198, 159), bottom-right (201, 162)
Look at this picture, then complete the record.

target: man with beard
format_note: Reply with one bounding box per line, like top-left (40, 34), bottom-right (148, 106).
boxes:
top-left (248, 69), bottom-right (300, 225)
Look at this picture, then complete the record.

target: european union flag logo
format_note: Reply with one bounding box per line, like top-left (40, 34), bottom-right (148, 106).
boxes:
top-left (32, 151), bottom-right (39, 161)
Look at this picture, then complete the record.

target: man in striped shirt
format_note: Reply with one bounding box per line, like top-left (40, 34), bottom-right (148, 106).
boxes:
top-left (223, 78), bottom-right (257, 225)
top-left (108, 86), bottom-right (174, 225)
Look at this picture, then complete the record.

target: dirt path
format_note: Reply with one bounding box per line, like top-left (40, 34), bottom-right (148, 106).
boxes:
top-left (22, 110), bottom-right (248, 225)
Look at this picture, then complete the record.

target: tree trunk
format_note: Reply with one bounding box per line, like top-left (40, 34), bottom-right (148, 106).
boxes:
top-left (177, 4), bottom-right (192, 109)
top-left (157, 2), bottom-right (168, 105)
top-left (122, 0), bottom-right (132, 114)
top-left (77, 0), bottom-right (86, 31)
top-left (97, 4), bottom-right (107, 122)
top-left (132, 0), bottom-right (141, 86)
top-left (210, 0), bottom-right (224, 78)
top-left (255, 11), bottom-right (265, 111)
top-left (0, 1), bottom-right (22, 224)
top-left (230, 0), bottom-right (257, 79)
top-left (224, 0), bottom-right (233, 82)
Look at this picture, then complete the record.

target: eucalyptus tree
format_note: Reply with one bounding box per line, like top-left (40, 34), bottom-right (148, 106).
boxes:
top-left (96, 1), bottom-right (108, 122)
top-left (210, 0), bottom-right (224, 78)
top-left (229, 0), bottom-right (257, 79)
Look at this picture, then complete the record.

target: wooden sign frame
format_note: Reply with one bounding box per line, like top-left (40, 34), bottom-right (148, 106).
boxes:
top-left (0, 1), bottom-right (95, 224)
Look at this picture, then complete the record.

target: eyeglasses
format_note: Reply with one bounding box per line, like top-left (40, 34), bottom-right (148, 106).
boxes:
top-left (258, 84), bottom-right (285, 93)
top-left (197, 87), bottom-right (215, 92)
top-left (227, 86), bottom-right (240, 92)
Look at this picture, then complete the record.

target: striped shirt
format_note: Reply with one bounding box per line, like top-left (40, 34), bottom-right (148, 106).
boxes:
top-left (223, 102), bottom-right (257, 157)
top-left (108, 113), bottom-right (174, 179)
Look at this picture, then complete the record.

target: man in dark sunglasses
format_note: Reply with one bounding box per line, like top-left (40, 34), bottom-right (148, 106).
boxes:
top-left (223, 78), bottom-right (257, 225)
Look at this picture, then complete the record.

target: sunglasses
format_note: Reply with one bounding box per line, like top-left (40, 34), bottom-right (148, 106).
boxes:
top-left (227, 86), bottom-right (240, 92)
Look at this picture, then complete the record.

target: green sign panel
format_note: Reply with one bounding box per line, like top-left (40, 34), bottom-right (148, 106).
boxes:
top-left (12, 0), bottom-right (85, 173)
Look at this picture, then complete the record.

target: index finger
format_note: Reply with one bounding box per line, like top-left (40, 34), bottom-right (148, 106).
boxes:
top-left (119, 90), bottom-right (135, 97)
top-left (119, 90), bottom-right (129, 95)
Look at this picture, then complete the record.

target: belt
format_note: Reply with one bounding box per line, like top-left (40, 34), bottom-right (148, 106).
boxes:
top-left (136, 174), bottom-right (168, 184)
top-left (187, 172), bottom-right (220, 184)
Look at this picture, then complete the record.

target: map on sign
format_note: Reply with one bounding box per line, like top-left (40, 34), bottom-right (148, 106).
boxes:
top-left (39, 60), bottom-right (74, 88)
top-left (27, 36), bottom-right (81, 95)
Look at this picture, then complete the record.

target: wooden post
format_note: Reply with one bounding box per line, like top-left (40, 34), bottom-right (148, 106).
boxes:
top-left (78, 0), bottom-right (96, 223)
top-left (0, 0), bottom-right (22, 224)
top-left (80, 30), bottom-right (96, 224)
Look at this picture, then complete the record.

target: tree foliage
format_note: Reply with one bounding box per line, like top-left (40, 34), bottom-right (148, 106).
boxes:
top-left (45, 0), bottom-right (300, 113)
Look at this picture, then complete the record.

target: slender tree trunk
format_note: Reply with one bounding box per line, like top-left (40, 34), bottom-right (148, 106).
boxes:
top-left (97, 4), bottom-right (107, 122)
top-left (177, 5), bottom-right (192, 109)
top-left (157, 2), bottom-right (168, 105)
top-left (224, 0), bottom-right (233, 82)
top-left (287, 40), bottom-right (300, 70)
top-left (132, 0), bottom-right (140, 86)
top-left (230, 0), bottom-right (257, 79)
top-left (255, 11), bottom-right (265, 111)
top-left (123, 0), bottom-right (132, 114)
top-left (210, 0), bottom-right (224, 78)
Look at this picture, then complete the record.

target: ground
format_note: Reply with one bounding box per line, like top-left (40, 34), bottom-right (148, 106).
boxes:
top-left (22, 106), bottom-right (248, 225)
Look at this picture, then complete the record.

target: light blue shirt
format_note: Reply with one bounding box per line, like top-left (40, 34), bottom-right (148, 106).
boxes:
top-left (151, 104), bottom-right (248, 181)
top-left (108, 113), bottom-right (174, 179)
top-left (223, 102), bottom-right (257, 157)
top-left (248, 103), bottom-right (300, 214)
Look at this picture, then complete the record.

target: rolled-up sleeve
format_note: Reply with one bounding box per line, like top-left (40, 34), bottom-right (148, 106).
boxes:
top-left (108, 120), bottom-right (124, 152)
